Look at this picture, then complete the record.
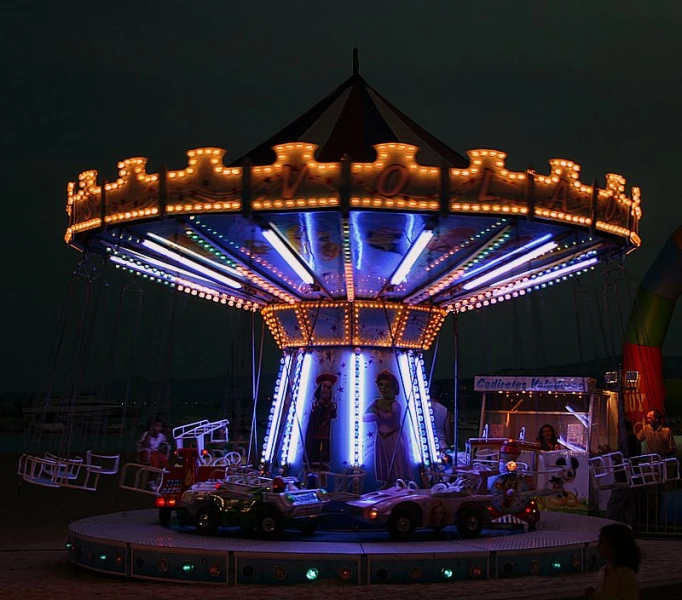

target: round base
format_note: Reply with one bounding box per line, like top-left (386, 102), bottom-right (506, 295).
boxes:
top-left (67, 509), bottom-right (609, 585)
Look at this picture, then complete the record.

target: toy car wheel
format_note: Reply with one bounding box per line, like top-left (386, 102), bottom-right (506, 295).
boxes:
top-left (388, 509), bottom-right (416, 541)
top-left (299, 520), bottom-right (319, 536)
top-left (159, 507), bottom-right (171, 527)
top-left (256, 507), bottom-right (282, 538)
top-left (456, 507), bottom-right (484, 538)
top-left (195, 506), bottom-right (220, 536)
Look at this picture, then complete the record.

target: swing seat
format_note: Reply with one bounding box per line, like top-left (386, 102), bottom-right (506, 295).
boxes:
top-left (41, 452), bottom-right (84, 480)
top-left (17, 453), bottom-right (101, 490)
top-left (629, 453), bottom-right (665, 487)
top-left (17, 454), bottom-right (60, 488)
top-left (86, 450), bottom-right (120, 475)
top-left (119, 462), bottom-right (168, 495)
top-left (589, 451), bottom-right (633, 490)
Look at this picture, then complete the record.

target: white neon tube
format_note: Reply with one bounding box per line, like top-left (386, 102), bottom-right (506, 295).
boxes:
top-left (286, 353), bottom-right (312, 464)
top-left (141, 239), bottom-right (242, 289)
top-left (262, 227), bottom-right (314, 285)
top-left (415, 356), bottom-right (440, 463)
top-left (390, 229), bottom-right (434, 285)
top-left (350, 351), bottom-right (365, 466)
top-left (263, 354), bottom-right (293, 464)
top-left (463, 233), bottom-right (553, 280)
top-left (462, 241), bottom-right (558, 291)
top-left (113, 248), bottom-right (217, 286)
top-left (557, 436), bottom-right (585, 452)
top-left (492, 257), bottom-right (598, 297)
top-left (280, 352), bottom-right (304, 466)
top-left (148, 232), bottom-right (242, 278)
top-left (565, 404), bottom-right (590, 428)
top-left (397, 353), bottom-right (423, 463)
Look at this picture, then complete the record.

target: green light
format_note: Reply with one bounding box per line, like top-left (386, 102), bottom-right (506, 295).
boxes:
top-left (306, 568), bottom-right (319, 581)
top-left (441, 567), bottom-right (453, 579)
top-left (99, 554), bottom-right (107, 561)
top-left (182, 562), bottom-right (195, 572)
top-left (65, 543), bottom-right (73, 549)
top-left (551, 561), bottom-right (561, 570)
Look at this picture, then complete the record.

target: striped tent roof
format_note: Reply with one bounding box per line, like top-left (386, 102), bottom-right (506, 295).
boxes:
top-left (231, 67), bottom-right (468, 168)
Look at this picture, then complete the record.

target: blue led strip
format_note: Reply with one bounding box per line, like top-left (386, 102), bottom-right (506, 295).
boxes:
top-left (283, 353), bottom-right (312, 466)
top-left (279, 351), bottom-right (306, 468)
top-left (397, 352), bottom-right (426, 464)
top-left (415, 354), bottom-right (440, 463)
top-left (406, 352), bottom-right (432, 467)
top-left (350, 350), bottom-right (365, 466)
top-left (261, 353), bottom-right (293, 469)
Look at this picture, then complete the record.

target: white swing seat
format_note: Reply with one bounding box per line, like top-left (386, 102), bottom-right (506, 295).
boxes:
top-left (629, 453), bottom-right (665, 487)
top-left (17, 453), bottom-right (102, 491)
top-left (119, 462), bottom-right (168, 495)
top-left (663, 457), bottom-right (681, 481)
top-left (41, 452), bottom-right (83, 480)
top-left (86, 450), bottom-right (120, 475)
top-left (589, 451), bottom-right (633, 490)
top-left (17, 454), bottom-right (60, 488)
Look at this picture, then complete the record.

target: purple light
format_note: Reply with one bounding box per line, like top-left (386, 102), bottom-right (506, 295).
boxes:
top-left (141, 239), bottom-right (242, 289)
top-left (462, 241), bottom-right (557, 291)
top-left (463, 233), bottom-right (553, 280)
top-left (492, 257), bottom-right (598, 296)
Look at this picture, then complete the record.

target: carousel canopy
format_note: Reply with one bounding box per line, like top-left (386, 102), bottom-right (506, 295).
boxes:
top-left (64, 56), bottom-right (642, 349)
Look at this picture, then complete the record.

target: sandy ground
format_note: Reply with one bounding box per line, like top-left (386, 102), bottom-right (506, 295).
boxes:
top-left (2, 454), bottom-right (682, 600)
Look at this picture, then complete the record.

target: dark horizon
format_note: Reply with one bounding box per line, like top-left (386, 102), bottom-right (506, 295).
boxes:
top-left (4, 1), bottom-right (682, 393)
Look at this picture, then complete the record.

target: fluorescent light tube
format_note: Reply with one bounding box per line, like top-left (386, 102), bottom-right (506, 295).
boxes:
top-left (262, 227), bottom-right (314, 285)
top-left (390, 229), bottom-right (434, 285)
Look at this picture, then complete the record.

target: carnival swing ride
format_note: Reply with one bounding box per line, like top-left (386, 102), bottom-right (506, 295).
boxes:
top-left (16, 54), bottom-right (654, 584)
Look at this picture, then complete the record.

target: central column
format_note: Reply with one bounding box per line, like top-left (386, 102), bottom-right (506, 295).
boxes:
top-left (260, 301), bottom-right (448, 493)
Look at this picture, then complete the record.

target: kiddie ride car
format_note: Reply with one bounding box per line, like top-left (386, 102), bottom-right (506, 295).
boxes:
top-left (120, 419), bottom-right (242, 526)
top-left (180, 473), bottom-right (329, 537)
top-left (346, 476), bottom-right (493, 540)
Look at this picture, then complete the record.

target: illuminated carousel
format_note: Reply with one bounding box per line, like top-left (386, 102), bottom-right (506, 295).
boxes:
top-left (61, 56), bottom-right (641, 584)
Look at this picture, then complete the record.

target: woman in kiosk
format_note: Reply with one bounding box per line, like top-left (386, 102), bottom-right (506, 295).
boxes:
top-left (536, 423), bottom-right (560, 451)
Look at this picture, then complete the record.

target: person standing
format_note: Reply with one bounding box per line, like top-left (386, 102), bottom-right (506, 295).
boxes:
top-left (635, 409), bottom-right (677, 458)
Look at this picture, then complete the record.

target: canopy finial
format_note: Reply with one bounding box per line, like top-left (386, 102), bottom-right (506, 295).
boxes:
top-left (352, 48), bottom-right (360, 76)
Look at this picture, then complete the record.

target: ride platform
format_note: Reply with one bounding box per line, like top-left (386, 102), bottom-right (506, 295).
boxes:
top-left (67, 509), bottom-right (609, 585)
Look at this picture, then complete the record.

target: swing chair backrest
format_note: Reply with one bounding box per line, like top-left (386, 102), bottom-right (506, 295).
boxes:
top-left (17, 453), bottom-right (103, 491)
top-left (42, 452), bottom-right (84, 480)
top-left (85, 450), bottom-right (120, 475)
top-left (589, 451), bottom-right (632, 489)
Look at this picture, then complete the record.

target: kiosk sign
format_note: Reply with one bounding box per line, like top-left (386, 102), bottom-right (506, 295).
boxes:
top-left (474, 376), bottom-right (593, 393)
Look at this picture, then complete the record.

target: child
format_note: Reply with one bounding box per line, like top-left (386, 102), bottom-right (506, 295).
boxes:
top-left (585, 523), bottom-right (640, 599)
top-left (137, 416), bottom-right (169, 469)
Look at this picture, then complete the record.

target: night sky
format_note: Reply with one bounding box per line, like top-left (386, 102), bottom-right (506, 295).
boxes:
top-left (3, 1), bottom-right (682, 394)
